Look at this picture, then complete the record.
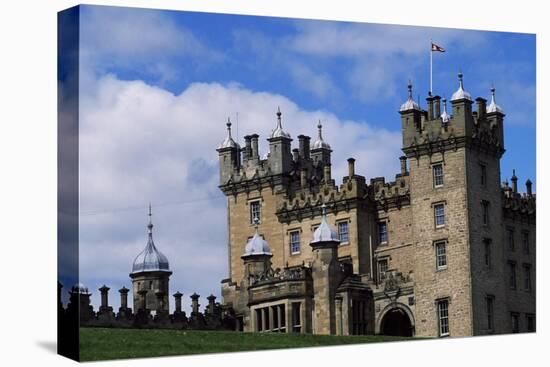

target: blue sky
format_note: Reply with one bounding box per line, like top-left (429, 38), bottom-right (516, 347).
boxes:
top-left (69, 5), bottom-right (536, 311)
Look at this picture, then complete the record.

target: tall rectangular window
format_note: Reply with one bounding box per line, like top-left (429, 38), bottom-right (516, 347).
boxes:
top-left (523, 264), bottom-right (532, 291)
top-left (486, 296), bottom-right (494, 331)
top-left (378, 221), bottom-right (388, 244)
top-left (433, 164), bottom-right (444, 188)
top-left (482, 201), bottom-right (490, 226)
top-left (522, 231), bottom-right (530, 254)
top-left (291, 302), bottom-right (302, 333)
top-left (483, 238), bottom-right (492, 267)
top-left (511, 313), bottom-right (520, 333)
top-left (256, 308), bottom-right (263, 332)
top-left (437, 299), bottom-right (450, 337)
top-left (250, 200), bottom-right (261, 224)
top-left (509, 261), bottom-right (517, 289)
top-left (290, 231), bottom-right (301, 254)
top-left (378, 258), bottom-right (388, 281)
top-left (338, 221), bottom-right (349, 243)
top-left (507, 228), bottom-right (515, 251)
top-left (526, 314), bottom-right (535, 332)
top-left (480, 163), bottom-right (487, 186)
top-left (435, 241), bottom-right (447, 270)
top-left (434, 203), bottom-right (445, 228)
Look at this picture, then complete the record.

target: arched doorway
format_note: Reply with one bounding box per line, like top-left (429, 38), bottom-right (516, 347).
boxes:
top-left (380, 308), bottom-right (413, 336)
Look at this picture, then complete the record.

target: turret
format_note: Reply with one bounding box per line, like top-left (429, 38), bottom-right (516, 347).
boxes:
top-left (450, 72), bottom-right (475, 137)
top-left (267, 107), bottom-right (293, 175)
top-left (400, 81), bottom-right (422, 148)
top-left (217, 118), bottom-right (241, 185)
top-left (241, 216), bottom-right (272, 284)
top-left (486, 87), bottom-right (505, 149)
top-left (311, 120), bottom-right (332, 167)
top-left (310, 204), bottom-right (340, 335)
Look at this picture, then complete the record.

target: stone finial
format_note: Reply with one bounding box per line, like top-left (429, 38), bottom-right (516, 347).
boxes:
top-left (511, 169), bottom-right (518, 193)
top-left (347, 158), bottom-right (356, 178)
top-left (399, 156), bottom-right (407, 175)
top-left (526, 179), bottom-right (532, 196)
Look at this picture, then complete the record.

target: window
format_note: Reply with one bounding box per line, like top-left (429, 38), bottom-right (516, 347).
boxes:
top-left (149, 281), bottom-right (153, 290)
top-left (507, 228), bottom-right (515, 251)
top-left (433, 164), bottom-right (444, 188)
top-left (250, 200), bottom-right (261, 224)
top-left (378, 221), bottom-right (388, 244)
top-left (482, 201), bottom-right (490, 226)
top-left (511, 313), bottom-right (520, 333)
top-left (523, 264), bottom-right (532, 291)
top-left (290, 230), bottom-right (301, 255)
top-left (256, 309), bottom-right (263, 332)
top-left (435, 241), bottom-right (447, 270)
top-left (480, 163), bottom-right (487, 186)
top-left (486, 296), bottom-right (494, 331)
top-left (291, 302), bottom-right (302, 333)
top-left (434, 203), bottom-right (445, 228)
top-left (526, 314), bottom-right (535, 332)
top-left (509, 261), bottom-right (517, 289)
top-left (378, 258), bottom-right (388, 281)
top-left (338, 221), bottom-right (349, 243)
top-left (437, 299), bottom-right (450, 337)
top-left (522, 231), bottom-right (530, 254)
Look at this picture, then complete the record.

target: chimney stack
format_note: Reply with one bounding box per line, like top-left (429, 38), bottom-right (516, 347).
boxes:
top-left (426, 93), bottom-right (434, 120)
top-left (243, 135), bottom-right (252, 160)
top-left (476, 97), bottom-right (487, 119)
top-left (347, 158), bottom-right (355, 178)
top-left (526, 179), bottom-right (532, 196)
top-left (324, 164), bottom-right (331, 184)
top-left (250, 134), bottom-right (259, 161)
top-left (298, 135), bottom-right (311, 160)
top-left (292, 148), bottom-right (299, 162)
top-left (173, 292), bottom-right (183, 313)
top-left (511, 169), bottom-right (518, 194)
top-left (433, 96), bottom-right (441, 117)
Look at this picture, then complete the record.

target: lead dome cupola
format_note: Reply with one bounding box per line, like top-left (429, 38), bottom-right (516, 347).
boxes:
top-left (131, 205), bottom-right (170, 274)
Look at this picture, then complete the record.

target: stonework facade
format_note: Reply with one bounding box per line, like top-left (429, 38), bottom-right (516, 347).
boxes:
top-left (218, 75), bottom-right (536, 337)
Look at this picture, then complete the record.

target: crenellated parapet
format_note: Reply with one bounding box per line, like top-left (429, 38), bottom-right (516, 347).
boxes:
top-left (401, 74), bottom-right (505, 159)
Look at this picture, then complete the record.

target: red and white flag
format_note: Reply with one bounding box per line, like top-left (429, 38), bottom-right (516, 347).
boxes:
top-left (431, 42), bottom-right (445, 52)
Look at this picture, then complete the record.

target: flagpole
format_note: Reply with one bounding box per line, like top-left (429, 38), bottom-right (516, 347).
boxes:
top-left (430, 40), bottom-right (433, 94)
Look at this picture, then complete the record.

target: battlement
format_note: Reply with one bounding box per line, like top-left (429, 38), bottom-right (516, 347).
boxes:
top-left (400, 74), bottom-right (505, 158)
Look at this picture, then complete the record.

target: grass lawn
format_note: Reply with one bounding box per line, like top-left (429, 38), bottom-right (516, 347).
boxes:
top-left (80, 327), bottom-right (416, 361)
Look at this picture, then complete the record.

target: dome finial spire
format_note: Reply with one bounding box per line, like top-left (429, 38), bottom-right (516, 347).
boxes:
top-left (400, 80), bottom-right (420, 112)
top-left (487, 85), bottom-right (503, 113)
top-left (270, 106), bottom-right (291, 139)
top-left (147, 203), bottom-right (153, 234)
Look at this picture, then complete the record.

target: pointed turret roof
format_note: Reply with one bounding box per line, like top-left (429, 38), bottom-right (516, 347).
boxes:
top-left (311, 204), bottom-right (340, 244)
top-left (400, 81), bottom-right (421, 112)
top-left (451, 72), bottom-right (472, 102)
top-left (242, 216), bottom-right (272, 257)
top-left (486, 87), bottom-right (504, 114)
top-left (218, 117), bottom-right (240, 149)
top-left (270, 107), bottom-right (291, 139)
top-left (131, 204), bottom-right (170, 274)
top-left (312, 120), bottom-right (331, 150)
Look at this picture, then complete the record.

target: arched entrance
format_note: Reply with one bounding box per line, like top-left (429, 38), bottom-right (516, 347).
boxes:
top-left (380, 307), bottom-right (413, 336)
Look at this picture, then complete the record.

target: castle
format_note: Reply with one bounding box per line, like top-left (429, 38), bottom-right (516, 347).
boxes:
top-left (217, 73), bottom-right (536, 337)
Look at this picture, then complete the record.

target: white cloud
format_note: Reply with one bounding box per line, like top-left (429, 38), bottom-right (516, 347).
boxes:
top-left (78, 75), bottom-right (402, 312)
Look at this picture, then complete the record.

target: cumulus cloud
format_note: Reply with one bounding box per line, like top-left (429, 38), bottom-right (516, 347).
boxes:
top-left (78, 74), bottom-right (402, 312)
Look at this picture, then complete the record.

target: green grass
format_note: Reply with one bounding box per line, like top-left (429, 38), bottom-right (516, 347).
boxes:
top-left (80, 327), bottom-right (416, 361)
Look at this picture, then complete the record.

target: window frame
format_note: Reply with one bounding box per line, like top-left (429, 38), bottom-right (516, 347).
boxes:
top-left (337, 220), bottom-right (350, 245)
top-left (481, 200), bottom-right (490, 226)
top-left (435, 240), bottom-right (448, 270)
top-left (437, 299), bottom-right (450, 337)
top-left (289, 230), bottom-right (301, 255)
top-left (480, 163), bottom-right (487, 187)
top-left (526, 314), bottom-right (535, 332)
top-left (434, 203), bottom-right (446, 228)
top-left (522, 231), bottom-right (530, 254)
top-left (486, 295), bottom-right (495, 332)
top-left (511, 312), bottom-right (520, 333)
top-left (378, 221), bottom-right (388, 245)
top-left (378, 258), bottom-right (389, 281)
top-left (432, 163), bottom-right (444, 188)
top-left (523, 263), bottom-right (532, 291)
top-left (507, 227), bottom-right (515, 252)
top-left (249, 200), bottom-right (261, 225)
